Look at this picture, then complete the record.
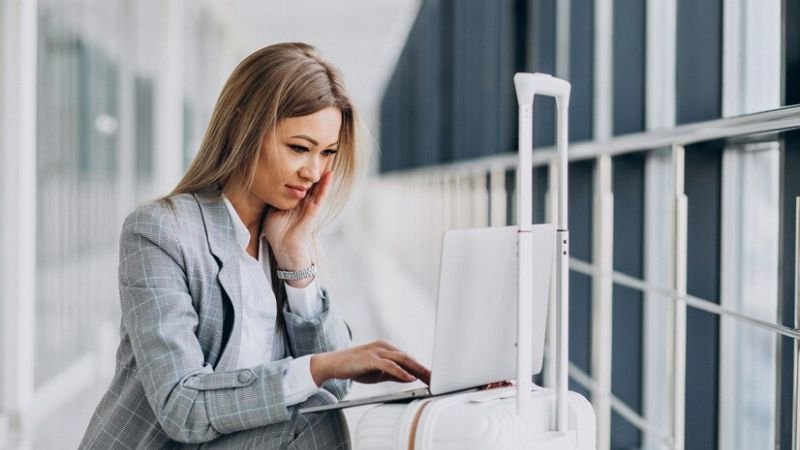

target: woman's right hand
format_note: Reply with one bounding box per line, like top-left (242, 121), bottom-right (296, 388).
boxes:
top-left (310, 340), bottom-right (431, 387)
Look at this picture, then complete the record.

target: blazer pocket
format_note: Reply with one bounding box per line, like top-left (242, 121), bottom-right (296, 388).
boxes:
top-left (182, 368), bottom-right (257, 391)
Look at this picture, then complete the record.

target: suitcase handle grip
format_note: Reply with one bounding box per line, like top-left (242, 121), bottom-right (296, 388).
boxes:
top-left (513, 72), bottom-right (571, 433)
top-left (514, 73), bottom-right (571, 104)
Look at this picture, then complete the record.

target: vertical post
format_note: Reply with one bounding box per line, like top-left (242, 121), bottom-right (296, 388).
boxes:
top-left (472, 170), bottom-right (489, 228)
top-left (116, 0), bottom-right (135, 228)
top-left (671, 144), bottom-right (688, 450)
top-left (591, 23), bottom-right (614, 448)
top-left (645, 0), bottom-right (677, 444)
top-left (793, 197), bottom-right (800, 450)
top-left (592, 154), bottom-right (614, 450)
top-left (645, 0), bottom-right (676, 131)
top-left (555, 96), bottom-right (570, 433)
top-left (545, 159), bottom-right (560, 390)
top-left (443, 173), bottom-right (452, 230)
top-left (421, 174), bottom-right (431, 285)
top-left (490, 168), bottom-right (507, 227)
top-left (154, 0), bottom-right (186, 196)
top-left (556, 0), bottom-right (571, 80)
top-left (452, 174), bottom-right (463, 229)
top-left (643, 149), bottom-right (675, 450)
top-left (593, 0), bottom-right (613, 141)
top-left (516, 103), bottom-right (534, 415)
top-left (721, 0), bottom-right (780, 117)
top-left (0, 1), bottom-right (37, 448)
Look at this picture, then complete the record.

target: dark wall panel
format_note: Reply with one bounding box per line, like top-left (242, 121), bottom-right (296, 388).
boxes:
top-left (610, 286), bottom-right (643, 450)
top-left (570, 0), bottom-right (594, 141)
top-left (612, 0), bottom-right (646, 135)
top-left (380, 67), bottom-right (404, 171)
top-left (569, 160), bottom-right (594, 376)
top-left (409, 3), bottom-right (442, 168)
top-left (570, 272), bottom-right (593, 376)
top-left (451, 0), bottom-right (517, 160)
top-left (570, 160), bottom-right (594, 261)
top-left (676, 0), bottom-right (722, 124)
top-left (379, 0), bottom-right (444, 172)
top-left (506, 169), bottom-right (516, 226)
top-left (381, 0), bottom-right (522, 172)
top-left (534, 166), bottom-right (549, 224)
top-left (439, 0), bottom-right (455, 162)
top-left (684, 146), bottom-right (722, 450)
top-left (786, 0), bottom-right (800, 106)
top-left (529, 0), bottom-right (557, 148)
top-left (611, 154), bottom-right (645, 449)
top-left (612, 154), bottom-right (644, 278)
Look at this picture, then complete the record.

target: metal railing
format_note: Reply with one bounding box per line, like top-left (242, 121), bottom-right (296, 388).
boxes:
top-left (373, 104), bottom-right (800, 450)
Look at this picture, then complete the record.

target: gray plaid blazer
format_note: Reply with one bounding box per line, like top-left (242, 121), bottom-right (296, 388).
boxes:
top-left (80, 191), bottom-right (352, 449)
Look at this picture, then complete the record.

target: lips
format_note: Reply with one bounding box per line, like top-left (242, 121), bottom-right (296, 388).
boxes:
top-left (286, 185), bottom-right (308, 199)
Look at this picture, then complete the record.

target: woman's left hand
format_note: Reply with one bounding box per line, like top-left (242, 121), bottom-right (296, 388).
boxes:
top-left (263, 171), bottom-right (333, 286)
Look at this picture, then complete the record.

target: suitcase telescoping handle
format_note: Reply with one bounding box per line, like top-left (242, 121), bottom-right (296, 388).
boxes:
top-left (513, 73), bottom-right (571, 432)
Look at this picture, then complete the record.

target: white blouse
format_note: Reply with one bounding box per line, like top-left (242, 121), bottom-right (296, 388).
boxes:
top-left (222, 195), bottom-right (322, 406)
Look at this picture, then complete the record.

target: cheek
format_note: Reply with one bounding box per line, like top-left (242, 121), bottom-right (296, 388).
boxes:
top-left (265, 154), bottom-right (300, 186)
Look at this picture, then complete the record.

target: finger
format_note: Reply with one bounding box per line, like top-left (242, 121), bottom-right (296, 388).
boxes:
top-left (377, 359), bottom-right (416, 383)
top-left (302, 171), bottom-right (330, 209)
top-left (309, 171), bottom-right (333, 208)
top-left (292, 171), bottom-right (332, 227)
top-left (379, 350), bottom-right (431, 384)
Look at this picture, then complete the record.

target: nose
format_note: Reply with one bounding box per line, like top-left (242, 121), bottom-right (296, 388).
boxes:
top-left (297, 154), bottom-right (324, 183)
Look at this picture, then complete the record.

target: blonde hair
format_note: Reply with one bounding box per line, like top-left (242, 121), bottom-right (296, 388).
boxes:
top-left (170, 42), bottom-right (362, 225)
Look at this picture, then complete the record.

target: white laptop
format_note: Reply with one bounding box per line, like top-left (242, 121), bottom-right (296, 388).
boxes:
top-left (299, 224), bottom-right (555, 414)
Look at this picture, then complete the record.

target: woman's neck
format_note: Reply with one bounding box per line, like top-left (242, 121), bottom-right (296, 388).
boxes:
top-left (223, 186), bottom-right (267, 257)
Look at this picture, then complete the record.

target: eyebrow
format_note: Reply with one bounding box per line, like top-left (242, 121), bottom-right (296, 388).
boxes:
top-left (290, 134), bottom-right (339, 148)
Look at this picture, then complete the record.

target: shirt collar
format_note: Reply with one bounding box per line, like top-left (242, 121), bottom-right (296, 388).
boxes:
top-left (221, 193), bottom-right (252, 252)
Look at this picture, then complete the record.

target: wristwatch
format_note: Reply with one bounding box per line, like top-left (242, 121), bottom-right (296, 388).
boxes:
top-left (276, 263), bottom-right (317, 281)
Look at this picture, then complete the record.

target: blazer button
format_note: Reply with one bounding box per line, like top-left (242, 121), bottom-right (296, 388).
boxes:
top-left (238, 371), bottom-right (253, 384)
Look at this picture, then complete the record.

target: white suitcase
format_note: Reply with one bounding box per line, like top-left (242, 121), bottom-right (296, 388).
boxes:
top-left (353, 73), bottom-right (595, 449)
top-left (354, 386), bottom-right (596, 450)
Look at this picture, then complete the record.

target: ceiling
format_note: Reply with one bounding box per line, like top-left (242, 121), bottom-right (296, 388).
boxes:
top-left (228, 0), bottom-right (421, 136)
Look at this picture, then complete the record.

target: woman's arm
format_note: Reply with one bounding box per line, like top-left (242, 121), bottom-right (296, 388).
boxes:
top-left (119, 203), bottom-right (293, 444)
top-left (282, 288), bottom-right (353, 399)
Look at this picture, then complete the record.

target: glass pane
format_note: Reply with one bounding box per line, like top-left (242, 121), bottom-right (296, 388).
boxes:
top-left (718, 143), bottom-right (780, 449)
top-left (719, 320), bottom-right (779, 449)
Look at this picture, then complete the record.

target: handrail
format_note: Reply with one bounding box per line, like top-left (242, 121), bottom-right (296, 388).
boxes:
top-left (568, 258), bottom-right (800, 341)
top-left (380, 104), bottom-right (800, 178)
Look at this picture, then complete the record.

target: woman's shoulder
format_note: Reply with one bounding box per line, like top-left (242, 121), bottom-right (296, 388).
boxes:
top-left (122, 193), bottom-right (205, 237)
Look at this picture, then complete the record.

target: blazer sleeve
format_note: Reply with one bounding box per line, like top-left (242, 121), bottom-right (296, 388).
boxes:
top-left (283, 290), bottom-right (353, 400)
top-left (119, 203), bottom-right (292, 444)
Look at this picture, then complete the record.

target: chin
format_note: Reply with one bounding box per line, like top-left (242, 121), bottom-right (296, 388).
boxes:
top-left (270, 199), bottom-right (301, 211)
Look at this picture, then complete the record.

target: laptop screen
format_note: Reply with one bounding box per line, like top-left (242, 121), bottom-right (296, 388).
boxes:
top-left (429, 225), bottom-right (554, 395)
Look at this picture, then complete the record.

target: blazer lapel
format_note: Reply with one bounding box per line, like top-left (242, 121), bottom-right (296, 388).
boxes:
top-left (194, 190), bottom-right (243, 369)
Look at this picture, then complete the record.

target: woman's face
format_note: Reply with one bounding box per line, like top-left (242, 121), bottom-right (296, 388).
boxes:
top-left (251, 106), bottom-right (342, 211)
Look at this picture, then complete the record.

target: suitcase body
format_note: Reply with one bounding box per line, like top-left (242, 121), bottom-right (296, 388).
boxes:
top-left (353, 73), bottom-right (595, 449)
top-left (354, 387), bottom-right (596, 450)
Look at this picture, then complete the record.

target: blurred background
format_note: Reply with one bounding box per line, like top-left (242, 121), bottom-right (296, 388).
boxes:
top-left (1, 0), bottom-right (799, 449)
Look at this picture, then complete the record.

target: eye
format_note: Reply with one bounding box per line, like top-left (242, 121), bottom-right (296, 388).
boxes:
top-left (289, 145), bottom-right (308, 154)
top-left (323, 149), bottom-right (338, 157)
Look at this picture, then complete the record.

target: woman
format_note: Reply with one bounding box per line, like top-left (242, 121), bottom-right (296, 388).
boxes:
top-left (81, 42), bottom-right (430, 449)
